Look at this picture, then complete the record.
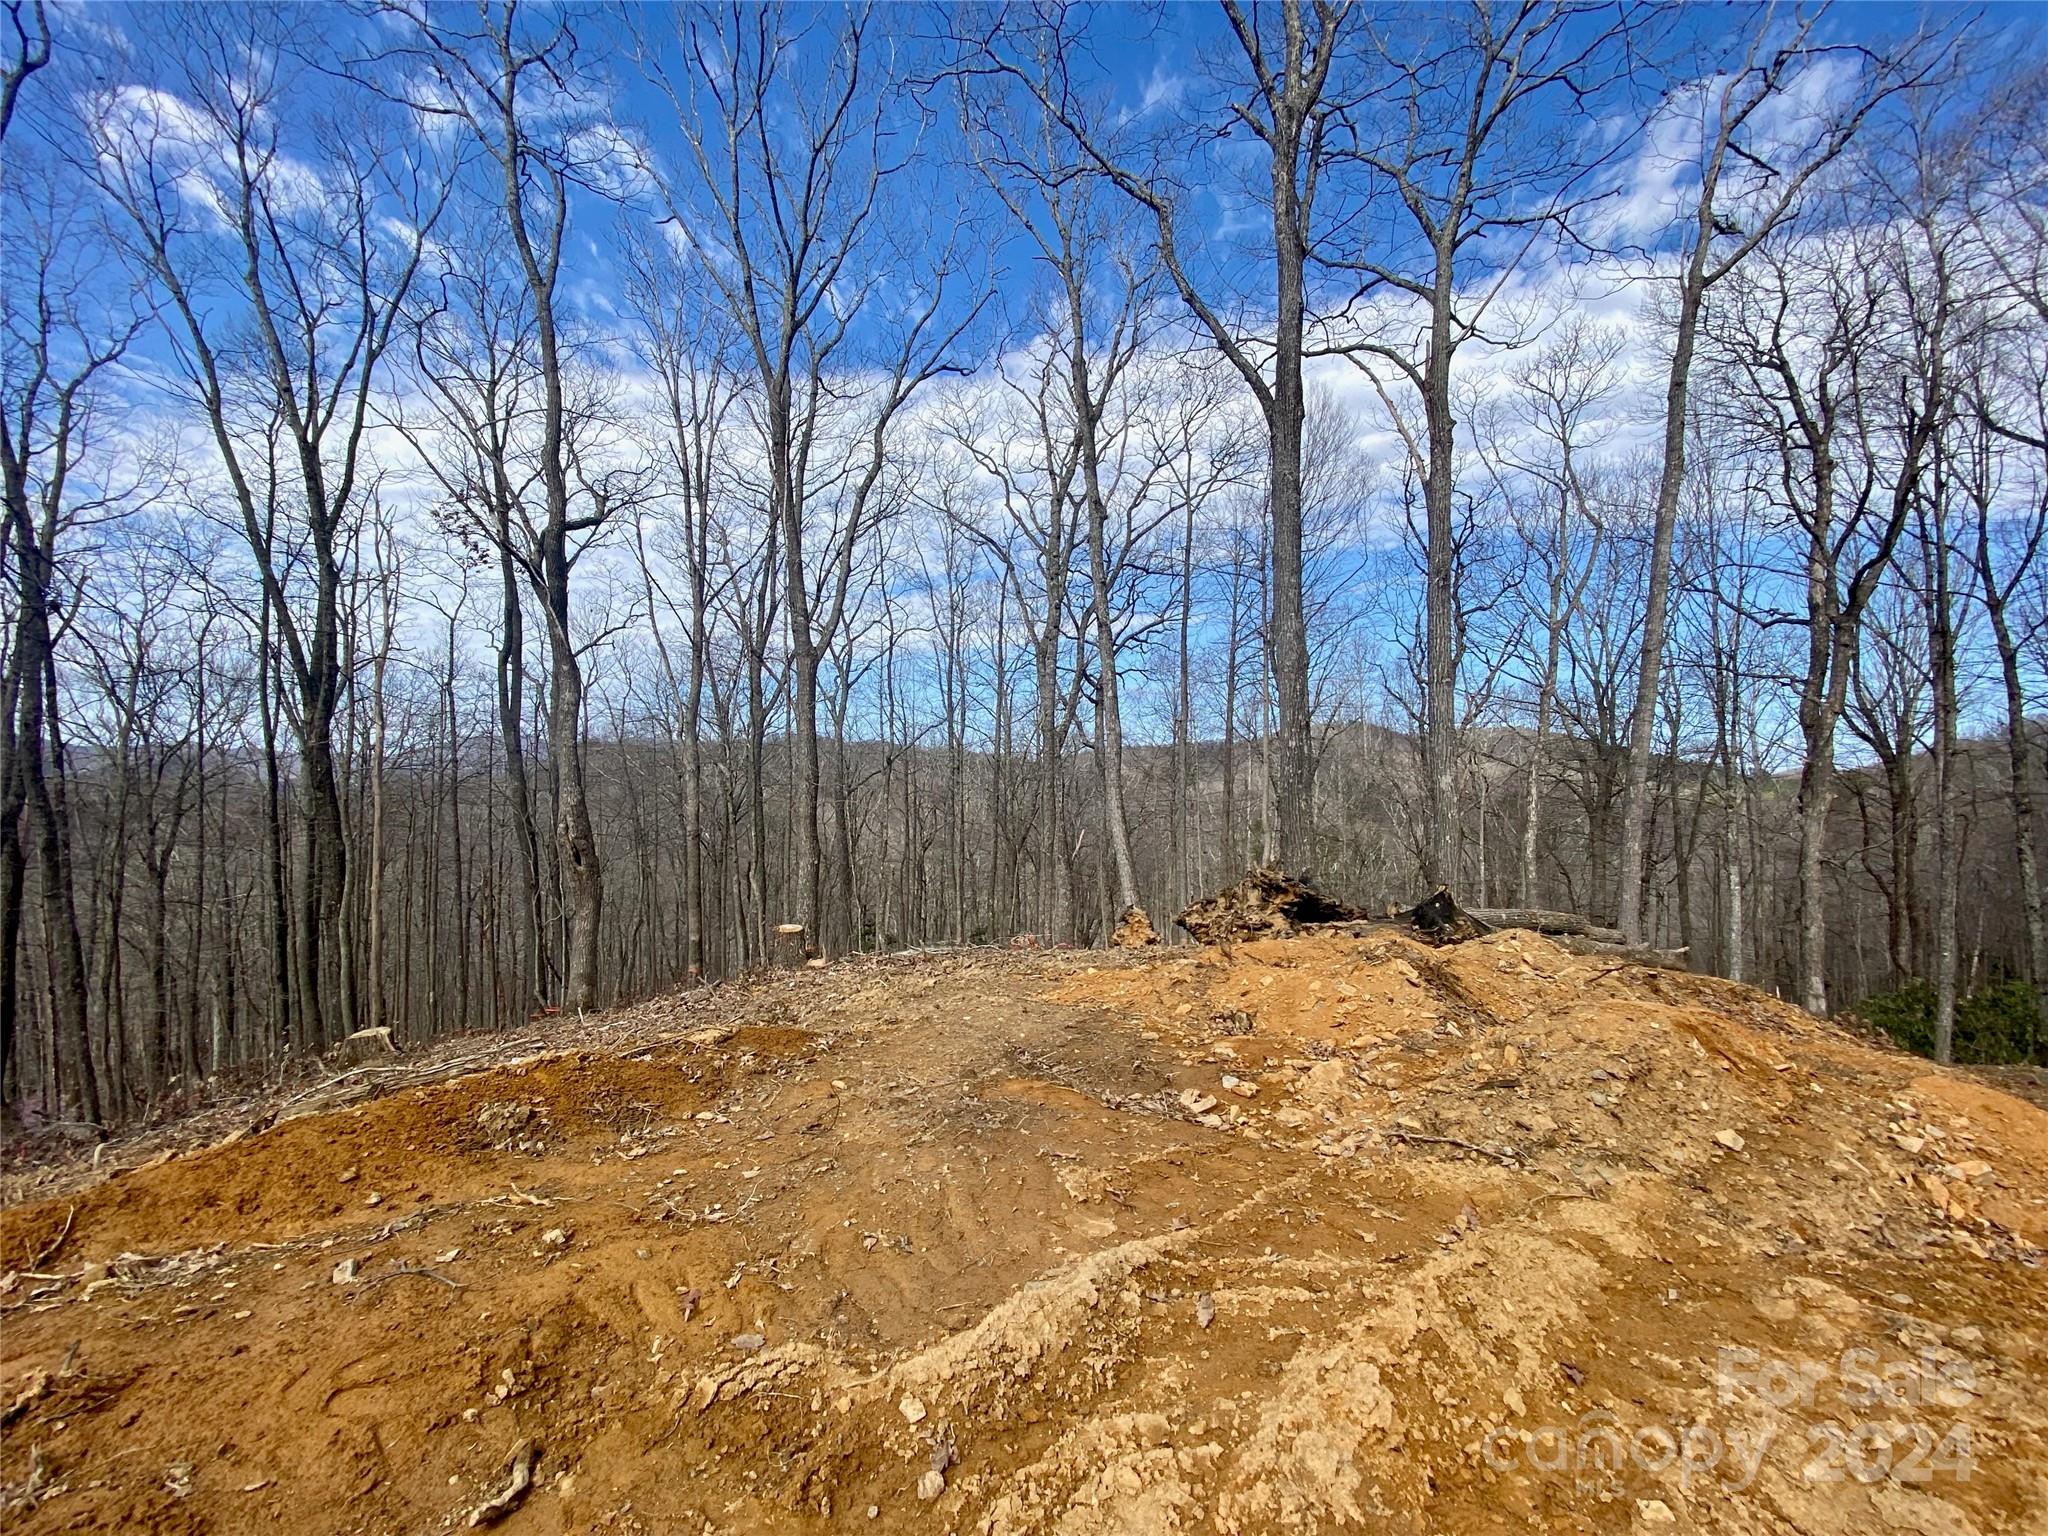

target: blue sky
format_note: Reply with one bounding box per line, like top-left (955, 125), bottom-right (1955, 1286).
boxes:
top-left (16, 0), bottom-right (2047, 767)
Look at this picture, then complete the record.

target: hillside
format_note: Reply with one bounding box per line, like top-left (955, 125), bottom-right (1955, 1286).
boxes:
top-left (2, 931), bottom-right (2044, 1534)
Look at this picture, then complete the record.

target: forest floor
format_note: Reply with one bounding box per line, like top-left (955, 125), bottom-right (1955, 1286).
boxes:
top-left (1, 931), bottom-right (2045, 1535)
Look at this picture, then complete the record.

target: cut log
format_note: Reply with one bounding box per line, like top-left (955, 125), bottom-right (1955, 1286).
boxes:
top-left (1550, 934), bottom-right (1690, 970)
top-left (1175, 867), bottom-right (1366, 944)
top-left (1471, 908), bottom-right (1626, 945)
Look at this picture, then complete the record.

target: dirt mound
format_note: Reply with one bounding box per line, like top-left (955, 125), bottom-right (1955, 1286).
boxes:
top-left (1111, 906), bottom-right (1161, 949)
top-left (2, 938), bottom-right (2044, 1534)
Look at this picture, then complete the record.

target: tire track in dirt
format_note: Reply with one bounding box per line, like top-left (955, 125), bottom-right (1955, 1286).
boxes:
top-left (1, 937), bottom-right (2043, 1534)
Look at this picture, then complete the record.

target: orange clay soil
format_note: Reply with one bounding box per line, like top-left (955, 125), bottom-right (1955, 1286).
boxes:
top-left (1, 933), bottom-right (2044, 1535)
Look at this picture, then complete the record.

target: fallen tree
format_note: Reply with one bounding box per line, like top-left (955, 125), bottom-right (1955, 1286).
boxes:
top-left (1175, 869), bottom-right (1685, 969)
top-left (1469, 908), bottom-right (1628, 946)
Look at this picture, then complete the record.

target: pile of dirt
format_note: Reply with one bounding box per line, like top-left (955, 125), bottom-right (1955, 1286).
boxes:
top-left (2, 934), bottom-right (2044, 1534)
top-left (1111, 906), bottom-right (1161, 950)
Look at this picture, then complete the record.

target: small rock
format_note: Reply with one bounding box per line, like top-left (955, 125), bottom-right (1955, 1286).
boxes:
top-left (730, 1332), bottom-right (767, 1354)
top-left (330, 1258), bottom-right (358, 1285)
top-left (540, 1227), bottom-right (569, 1249)
top-left (337, 1168), bottom-right (358, 1185)
top-left (916, 1469), bottom-right (945, 1501)
top-left (365, 1192), bottom-right (383, 1207)
top-left (899, 1395), bottom-right (927, 1424)
top-left (1637, 1498), bottom-right (1676, 1524)
top-left (866, 1506), bottom-right (880, 1520)
top-left (1179, 1089), bottom-right (1219, 1116)
top-left (1713, 1129), bottom-right (1745, 1153)
top-left (1195, 1292), bottom-right (1216, 1329)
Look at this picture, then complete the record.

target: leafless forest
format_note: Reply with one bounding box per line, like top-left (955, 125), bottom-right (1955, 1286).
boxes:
top-left (3, 0), bottom-right (2045, 1128)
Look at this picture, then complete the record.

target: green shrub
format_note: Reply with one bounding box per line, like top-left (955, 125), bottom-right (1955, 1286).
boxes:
top-left (1853, 978), bottom-right (2041, 1064)
top-left (1958, 979), bottom-right (2043, 1064)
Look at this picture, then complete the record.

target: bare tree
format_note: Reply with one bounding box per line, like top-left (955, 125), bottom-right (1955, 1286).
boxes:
top-left (1483, 318), bottom-right (1622, 908)
top-left (378, 0), bottom-right (619, 1013)
top-left (397, 216), bottom-right (555, 1014)
top-left (644, 2), bottom-right (980, 956)
top-left (1332, 0), bottom-right (1637, 887)
top-left (1614, 13), bottom-right (1953, 941)
top-left (971, 0), bottom-right (1361, 871)
top-left (4, 0), bottom-right (150, 1118)
top-left (1706, 191), bottom-right (1949, 1014)
top-left (90, 5), bottom-right (445, 1041)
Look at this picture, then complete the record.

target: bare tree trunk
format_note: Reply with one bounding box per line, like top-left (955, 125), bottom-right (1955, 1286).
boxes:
top-left (0, 644), bottom-right (24, 1107)
top-left (541, 536), bottom-right (602, 1012)
top-left (1925, 515), bottom-right (1960, 1062)
top-left (495, 542), bottom-right (544, 1010)
top-left (1984, 559), bottom-right (2047, 1060)
top-left (1419, 267), bottom-right (1458, 886)
top-left (1616, 17), bottom-right (1919, 941)
top-left (16, 590), bottom-right (96, 1122)
top-left (1971, 438), bottom-right (2047, 1060)
top-left (1174, 497), bottom-right (1197, 915)
top-left (1616, 281), bottom-right (1704, 936)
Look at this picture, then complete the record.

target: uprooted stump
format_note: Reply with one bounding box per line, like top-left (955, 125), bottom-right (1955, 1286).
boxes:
top-left (1396, 888), bottom-right (1493, 943)
top-left (1175, 871), bottom-right (1684, 967)
top-left (1112, 905), bottom-right (1161, 948)
top-left (1175, 867), bottom-right (1367, 944)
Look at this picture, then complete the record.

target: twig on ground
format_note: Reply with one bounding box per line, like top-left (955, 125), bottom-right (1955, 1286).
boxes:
top-left (27, 1206), bottom-right (74, 1270)
top-left (1381, 1128), bottom-right (1520, 1166)
top-left (360, 1264), bottom-right (465, 1292)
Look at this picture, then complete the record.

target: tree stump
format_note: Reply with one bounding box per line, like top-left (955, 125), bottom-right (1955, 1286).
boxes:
top-left (1395, 888), bottom-right (1493, 943)
top-left (771, 923), bottom-right (808, 970)
top-left (342, 1027), bottom-right (396, 1065)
